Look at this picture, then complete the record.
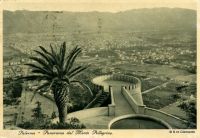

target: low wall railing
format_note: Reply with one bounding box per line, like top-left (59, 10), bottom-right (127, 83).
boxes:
top-left (121, 86), bottom-right (190, 128)
top-left (121, 86), bottom-right (145, 113)
top-left (144, 107), bottom-right (193, 128)
top-left (92, 74), bottom-right (141, 89)
top-left (108, 86), bottom-right (115, 116)
top-left (108, 114), bottom-right (172, 129)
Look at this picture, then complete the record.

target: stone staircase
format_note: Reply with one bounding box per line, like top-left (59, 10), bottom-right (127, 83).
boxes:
top-left (84, 92), bottom-right (110, 109)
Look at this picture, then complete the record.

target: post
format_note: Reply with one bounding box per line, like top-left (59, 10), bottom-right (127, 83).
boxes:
top-left (109, 85), bottom-right (112, 92)
top-left (108, 85), bottom-right (115, 116)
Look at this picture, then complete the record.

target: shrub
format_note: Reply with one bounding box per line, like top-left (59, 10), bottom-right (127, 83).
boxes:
top-left (49, 118), bottom-right (86, 129)
top-left (51, 111), bottom-right (57, 119)
top-left (17, 102), bottom-right (86, 129)
top-left (170, 94), bottom-right (180, 100)
top-left (4, 80), bottom-right (23, 99)
top-left (18, 121), bottom-right (33, 129)
top-left (178, 100), bottom-right (196, 128)
top-left (18, 117), bottom-right (86, 129)
top-left (3, 97), bottom-right (19, 105)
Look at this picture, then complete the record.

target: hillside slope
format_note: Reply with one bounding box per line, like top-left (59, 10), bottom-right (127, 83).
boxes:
top-left (3, 8), bottom-right (196, 34)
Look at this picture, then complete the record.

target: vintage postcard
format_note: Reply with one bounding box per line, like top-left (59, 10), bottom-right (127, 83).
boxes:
top-left (0, 0), bottom-right (199, 138)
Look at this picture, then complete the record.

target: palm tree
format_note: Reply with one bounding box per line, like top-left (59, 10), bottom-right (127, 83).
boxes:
top-left (19, 42), bottom-right (93, 123)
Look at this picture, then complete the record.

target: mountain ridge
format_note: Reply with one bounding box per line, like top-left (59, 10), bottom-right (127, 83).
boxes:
top-left (3, 7), bottom-right (196, 34)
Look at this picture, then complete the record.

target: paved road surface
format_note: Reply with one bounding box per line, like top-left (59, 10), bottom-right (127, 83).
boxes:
top-left (103, 80), bottom-right (135, 116)
top-left (142, 82), bottom-right (170, 94)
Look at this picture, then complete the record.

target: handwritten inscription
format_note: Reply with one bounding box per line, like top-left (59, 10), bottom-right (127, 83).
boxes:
top-left (92, 130), bottom-right (112, 136)
top-left (18, 131), bottom-right (36, 135)
top-left (18, 130), bottom-right (112, 136)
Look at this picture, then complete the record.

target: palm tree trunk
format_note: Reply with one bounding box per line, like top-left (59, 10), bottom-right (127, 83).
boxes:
top-left (53, 87), bottom-right (68, 123)
top-left (57, 102), bottom-right (67, 123)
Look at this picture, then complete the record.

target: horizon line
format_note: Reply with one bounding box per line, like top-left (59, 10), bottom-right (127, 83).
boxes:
top-left (4, 7), bottom-right (197, 13)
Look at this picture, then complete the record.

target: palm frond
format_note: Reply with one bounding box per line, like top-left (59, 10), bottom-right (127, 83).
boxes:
top-left (67, 66), bottom-right (82, 75)
top-left (50, 44), bottom-right (59, 63)
top-left (39, 46), bottom-right (56, 64)
top-left (39, 46), bottom-right (50, 55)
top-left (61, 76), bottom-right (70, 85)
top-left (71, 80), bottom-right (93, 96)
top-left (33, 50), bottom-right (53, 66)
top-left (69, 65), bottom-right (88, 78)
top-left (25, 63), bottom-right (53, 76)
top-left (31, 69), bottom-right (54, 79)
top-left (60, 42), bottom-right (66, 70)
top-left (29, 57), bottom-right (52, 71)
top-left (66, 48), bottom-right (82, 72)
top-left (63, 46), bottom-right (81, 74)
top-left (30, 82), bottom-right (50, 102)
top-left (53, 65), bottom-right (62, 77)
top-left (17, 75), bottom-right (50, 81)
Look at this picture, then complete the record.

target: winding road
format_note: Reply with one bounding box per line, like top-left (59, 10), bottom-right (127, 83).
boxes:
top-left (142, 82), bottom-right (170, 94)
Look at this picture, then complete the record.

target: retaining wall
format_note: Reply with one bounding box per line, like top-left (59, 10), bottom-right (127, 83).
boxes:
top-left (144, 107), bottom-right (189, 128)
top-left (108, 114), bottom-right (172, 129)
top-left (121, 87), bottom-right (145, 113)
top-left (121, 87), bottom-right (189, 128)
top-left (53, 107), bottom-right (109, 123)
top-left (108, 86), bottom-right (115, 116)
top-left (92, 74), bottom-right (143, 105)
top-left (92, 74), bottom-right (141, 90)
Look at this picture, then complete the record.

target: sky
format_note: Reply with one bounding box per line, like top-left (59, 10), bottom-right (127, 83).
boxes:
top-left (2, 0), bottom-right (197, 12)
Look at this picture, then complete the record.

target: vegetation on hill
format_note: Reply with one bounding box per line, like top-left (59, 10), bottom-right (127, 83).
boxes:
top-left (3, 78), bottom-right (23, 105)
top-left (4, 8), bottom-right (196, 34)
top-left (18, 101), bottom-right (86, 129)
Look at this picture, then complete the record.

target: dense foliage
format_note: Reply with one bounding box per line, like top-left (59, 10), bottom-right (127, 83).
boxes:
top-left (18, 102), bottom-right (86, 129)
top-left (3, 78), bottom-right (23, 105)
top-left (178, 100), bottom-right (196, 128)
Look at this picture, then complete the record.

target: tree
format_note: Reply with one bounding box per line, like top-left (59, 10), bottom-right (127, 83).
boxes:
top-left (178, 100), bottom-right (196, 128)
top-left (3, 78), bottom-right (23, 105)
top-left (19, 42), bottom-right (93, 123)
top-left (32, 101), bottom-right (45, 119)
top-left (10, 81), bottom-right (23, 98)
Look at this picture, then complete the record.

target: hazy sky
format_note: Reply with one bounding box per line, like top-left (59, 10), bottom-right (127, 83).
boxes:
top-left (3, 0), bottom-right (197, 12)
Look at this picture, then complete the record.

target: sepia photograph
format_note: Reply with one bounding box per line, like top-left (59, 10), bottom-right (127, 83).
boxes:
top-left (2, 0), bottom-right (197, 133)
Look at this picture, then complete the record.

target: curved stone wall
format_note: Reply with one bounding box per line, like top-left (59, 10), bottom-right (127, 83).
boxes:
top-left (92, 74), bottom-right (143, 105)
top-left (92, 74), bottom-right (141, 87)
top-left (108, 114), bottom-right (172, 129)
top-left (144, 107), bottom-right (189, 128)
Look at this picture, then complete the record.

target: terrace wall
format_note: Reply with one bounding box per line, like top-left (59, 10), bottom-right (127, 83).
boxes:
top-left (144, 107), bottom-right (189, 128)
top-left (53, 107), bottom-right (109, 122)
top-left (121, 87), bottom-right (145, 113)
top-left (92, 74), bottom-right (143, 105)
top-left (108, 86), bottom-right (115, 116)
top-left (121, 86), bottom-right (190, 128)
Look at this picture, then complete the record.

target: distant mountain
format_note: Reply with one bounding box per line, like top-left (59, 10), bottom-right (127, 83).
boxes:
top-left (3, 8), bottom-right (196, 34)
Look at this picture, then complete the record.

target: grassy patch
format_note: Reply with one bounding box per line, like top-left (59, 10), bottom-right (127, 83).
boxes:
top-left (141, 78), bottom-right (166, 91)
top-left (143, 83), bottom-right (180, 109)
